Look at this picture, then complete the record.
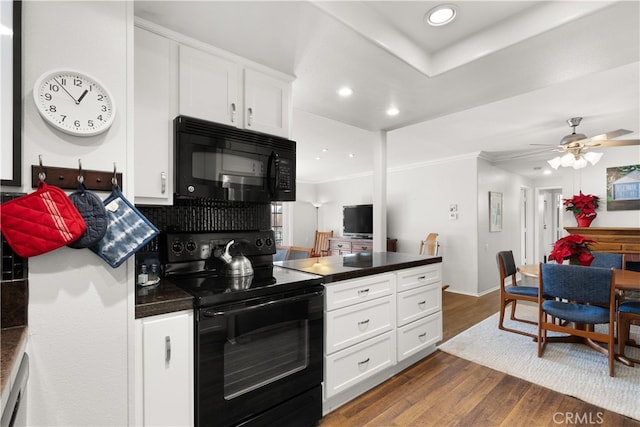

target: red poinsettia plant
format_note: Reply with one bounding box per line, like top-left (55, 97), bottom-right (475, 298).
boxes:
top-left (548, 234), bottom-right (595, 266)
top-left (563, 191), bottom-right (600, 217)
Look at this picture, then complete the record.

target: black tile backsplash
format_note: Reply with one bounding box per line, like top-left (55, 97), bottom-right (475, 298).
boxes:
top-left (137, 199), bottom-right (272, 254)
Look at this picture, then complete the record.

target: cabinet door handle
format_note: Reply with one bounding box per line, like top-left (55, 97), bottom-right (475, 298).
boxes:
top-left (358, 319), bottom-right (370, 330)
top-left (247, 107), bottom-right (253, 126)
top-left (165, 336), bottom-right (171, 364)
top-left (418, 275), bottom-right (426, 280)
top-left (357, 288), bottom-right (369, 296)
top-left (358, 358), bottom-right (370, 368)
top-left (418, 301), bottom-right (426, 309)
top-left (418, 332), bottom-right (427, 342)
top-left (160, 172), bottom-right (166, 194)
top-left (230, 103), bottom-right (236, 123)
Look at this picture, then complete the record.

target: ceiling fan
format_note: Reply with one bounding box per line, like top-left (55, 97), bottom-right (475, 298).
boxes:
top-left (541, 117), bottom-right (640, 169)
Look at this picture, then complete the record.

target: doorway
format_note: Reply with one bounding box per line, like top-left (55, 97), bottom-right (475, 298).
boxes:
top-left (535, 187), bottom-right (563, 263)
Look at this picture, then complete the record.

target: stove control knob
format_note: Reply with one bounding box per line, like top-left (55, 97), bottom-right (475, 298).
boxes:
top-left (186, 240), bottom-right (197, 252)
top-left (171, 241), bottom-right (184, 254)
top-left (265, 238), bottom-right (273, 247)
top-left (255, 239), bottom-right (263, 247)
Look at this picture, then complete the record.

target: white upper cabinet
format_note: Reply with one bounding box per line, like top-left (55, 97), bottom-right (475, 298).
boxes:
top-left (244, 69), bottom-right (291, 137)
top-left (134, 26), bottom-right (177, 205)
top-left (178, 44), bottom-right (291, 138)
top-left (179, 44), bottom-right (240, 126)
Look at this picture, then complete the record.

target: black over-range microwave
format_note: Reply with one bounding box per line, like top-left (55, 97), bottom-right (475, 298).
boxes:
top-left (174, 116), bottom-right (296, 202)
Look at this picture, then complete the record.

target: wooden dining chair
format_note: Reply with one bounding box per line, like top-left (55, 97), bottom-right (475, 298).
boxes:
top-left (419, 233), bottom-right (439, 256)
top-left (538, 263), bottom-right (617, 376)
top-left (496, 250), bottom-right (538, 339)
top-left (618, 300), bottom-right (640, 364)
top-left (311, 230), bottom-right (333, 257)
top-left (274, 246), bottom-right (289, 262)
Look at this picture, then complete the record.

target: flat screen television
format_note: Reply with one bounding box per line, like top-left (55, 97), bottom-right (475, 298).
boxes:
top-left (343, 204), bottom-right (373, 238)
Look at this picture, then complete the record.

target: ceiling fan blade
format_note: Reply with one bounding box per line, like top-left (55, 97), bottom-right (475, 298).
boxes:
top-left (583, 129), bottom-right (633, 143)
top-left (586, 139), bottom-right (640, 148)
top-left (529, 143), bottom-right (557, 147)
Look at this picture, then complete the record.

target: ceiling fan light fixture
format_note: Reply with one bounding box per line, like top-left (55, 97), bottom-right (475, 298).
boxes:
top-left (572, 156), bottom-right (588, 169)
top-left (583, 151), bottom-right (603, 165)
top-left (425, 5), bottom-right (456, 26)
top-left (547, 156), bottom-right (562, 169)
top-left (560, 152), bottom-right (575, 168)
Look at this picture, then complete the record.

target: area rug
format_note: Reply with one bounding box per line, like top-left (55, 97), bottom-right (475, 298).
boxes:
top-left (438, 304), bottom-right (640, 421)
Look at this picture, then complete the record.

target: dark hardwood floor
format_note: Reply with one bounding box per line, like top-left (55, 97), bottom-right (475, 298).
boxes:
top-left (319, 289), bottom-right (640, 427)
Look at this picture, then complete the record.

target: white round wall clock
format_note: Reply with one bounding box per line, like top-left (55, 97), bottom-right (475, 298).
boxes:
top-left (33, 69), bottom-right (116, 137)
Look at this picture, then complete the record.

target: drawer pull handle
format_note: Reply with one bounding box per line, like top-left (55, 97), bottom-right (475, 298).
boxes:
top-left (358, 358), bottom-right (370, 368)
top-left (418, 301), bottom-right (426, 309)
top-left (358, 288), bottom-right (370, 296)
top-left (358, 319), bottom-right (370, 330)
top-left (418, 332), bottom-right (427, 342)
top-left (165, 336), bottom-right (171, 364)
top-left (337, 244), bottom-right (343, 248)
top-left (418, 275), bottom-right (426, 280)
top-left (361, 246), bottom-right (367, 250)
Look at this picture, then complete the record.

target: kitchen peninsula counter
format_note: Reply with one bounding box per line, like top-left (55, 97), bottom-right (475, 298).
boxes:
top-left (275, 252), bottom-right (442, 282)
top-left (135, 252), bottom-right (442, 318)
top-left (1, 326), bottom-right (27, 413)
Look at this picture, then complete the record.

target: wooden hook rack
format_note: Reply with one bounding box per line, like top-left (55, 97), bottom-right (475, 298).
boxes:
top-left (31, 165), bottom-right (123, 191)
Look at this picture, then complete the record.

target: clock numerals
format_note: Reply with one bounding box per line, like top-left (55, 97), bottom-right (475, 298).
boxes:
top-left (34, 70), bottom-right (115, 136)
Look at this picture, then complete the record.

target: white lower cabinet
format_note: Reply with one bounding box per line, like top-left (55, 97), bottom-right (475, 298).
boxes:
top-left (325, 331), bottom-right (396, 398)
top-left (397, 312), bottom-right (442, 361)
top-left (135, 310), bottom-right (194, 427)
top-left (323, 263), bottom-right (443, 412)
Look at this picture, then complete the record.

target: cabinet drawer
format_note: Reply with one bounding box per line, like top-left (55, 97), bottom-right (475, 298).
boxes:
top-left (326, 296), bottom-right (395, 354)
top-left (325, 331), bottom-right (396, 399)
top-left (351, 241), bottom-right (373, 253)
top-left (329, 240), bottom-right (352, 251)
top-left (396, 264), bottom-right (441, 292)
top-left (326, 273), bottom-right (395, 310)
top-left (396, 282), bottom-right (441, 326)
top-left (397, 312), bottom-right (442, 362)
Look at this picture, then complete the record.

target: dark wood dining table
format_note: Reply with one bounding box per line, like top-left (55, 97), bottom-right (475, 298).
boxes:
top-left (517, 263), bottom-right (640, 366)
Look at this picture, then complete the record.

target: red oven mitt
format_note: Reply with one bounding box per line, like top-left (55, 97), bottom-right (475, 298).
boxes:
top-left (0, 182), bottom-right (87, 257)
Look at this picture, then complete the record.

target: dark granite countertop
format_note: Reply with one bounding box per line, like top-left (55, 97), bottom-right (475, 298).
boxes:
top-left (135, 281), bottom-right (194, 319)
top-left (135, 252), bottom-right (442, 318)
top-left (275, 252), bottom-right (442, 283)
top-left (1, 326), bottom-right (27, 408)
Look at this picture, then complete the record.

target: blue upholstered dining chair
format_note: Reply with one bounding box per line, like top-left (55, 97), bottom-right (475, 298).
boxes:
top-left (496, 251), bottom-right (538, 339)
top-left (618, 300), bottom-right (640, 364)
top-left (590, 252), bottom-right (623, 269)
top-left (538, 263), bottom-right (617, 376)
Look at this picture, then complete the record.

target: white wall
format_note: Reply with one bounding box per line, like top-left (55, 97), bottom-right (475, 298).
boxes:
top-left (290, 182), bottom-right (317, 247)
top-left (533, 145), bottom-right (640, 229)
top-left (21, 2), bottom-right (133, 425)
top-left (315, 175), bottom-right (374, 238)
top-left (477, 158), bottom-right (533, 294)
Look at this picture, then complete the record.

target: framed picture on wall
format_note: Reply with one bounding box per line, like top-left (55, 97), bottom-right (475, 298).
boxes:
top-left (489, 191), bottom-right (503, 232)
top-left (606, 164), bottom-right (640, 211)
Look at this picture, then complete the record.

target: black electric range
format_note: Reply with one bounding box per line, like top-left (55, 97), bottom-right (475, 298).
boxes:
top-left (160, 230), bottom-right (323, 307)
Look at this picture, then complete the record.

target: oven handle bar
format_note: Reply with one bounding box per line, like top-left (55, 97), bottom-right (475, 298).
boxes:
top-left (201, 289), bottom-right (324, 317)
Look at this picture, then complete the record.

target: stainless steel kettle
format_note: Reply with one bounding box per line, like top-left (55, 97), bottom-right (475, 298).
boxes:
top-left (219, 240), bottom-right (254, 278)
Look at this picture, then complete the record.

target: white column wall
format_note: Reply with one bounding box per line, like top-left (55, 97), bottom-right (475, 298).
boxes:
top-left (22, 2), bottom-right (133, 425)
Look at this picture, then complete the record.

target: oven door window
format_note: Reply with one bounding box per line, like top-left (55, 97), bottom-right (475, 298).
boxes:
top-left (224, 318), bottom-right (308, 399)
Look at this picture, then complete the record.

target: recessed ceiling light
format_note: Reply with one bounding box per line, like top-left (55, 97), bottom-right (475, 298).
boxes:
top-left (348, 153), bottom-right (355, 158)
top-left (322, 148), bottom-right (328, 152)
top-left (386, 107), bottom-right (400, 116)
top-left (425, 4), bottom-right (457, 26)
top-left (337, 87), bottom-right (353, 97)
top-left (543, 170), bottom-right (552, 175)
top-left (315, 156), bottom-right (321, 160)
